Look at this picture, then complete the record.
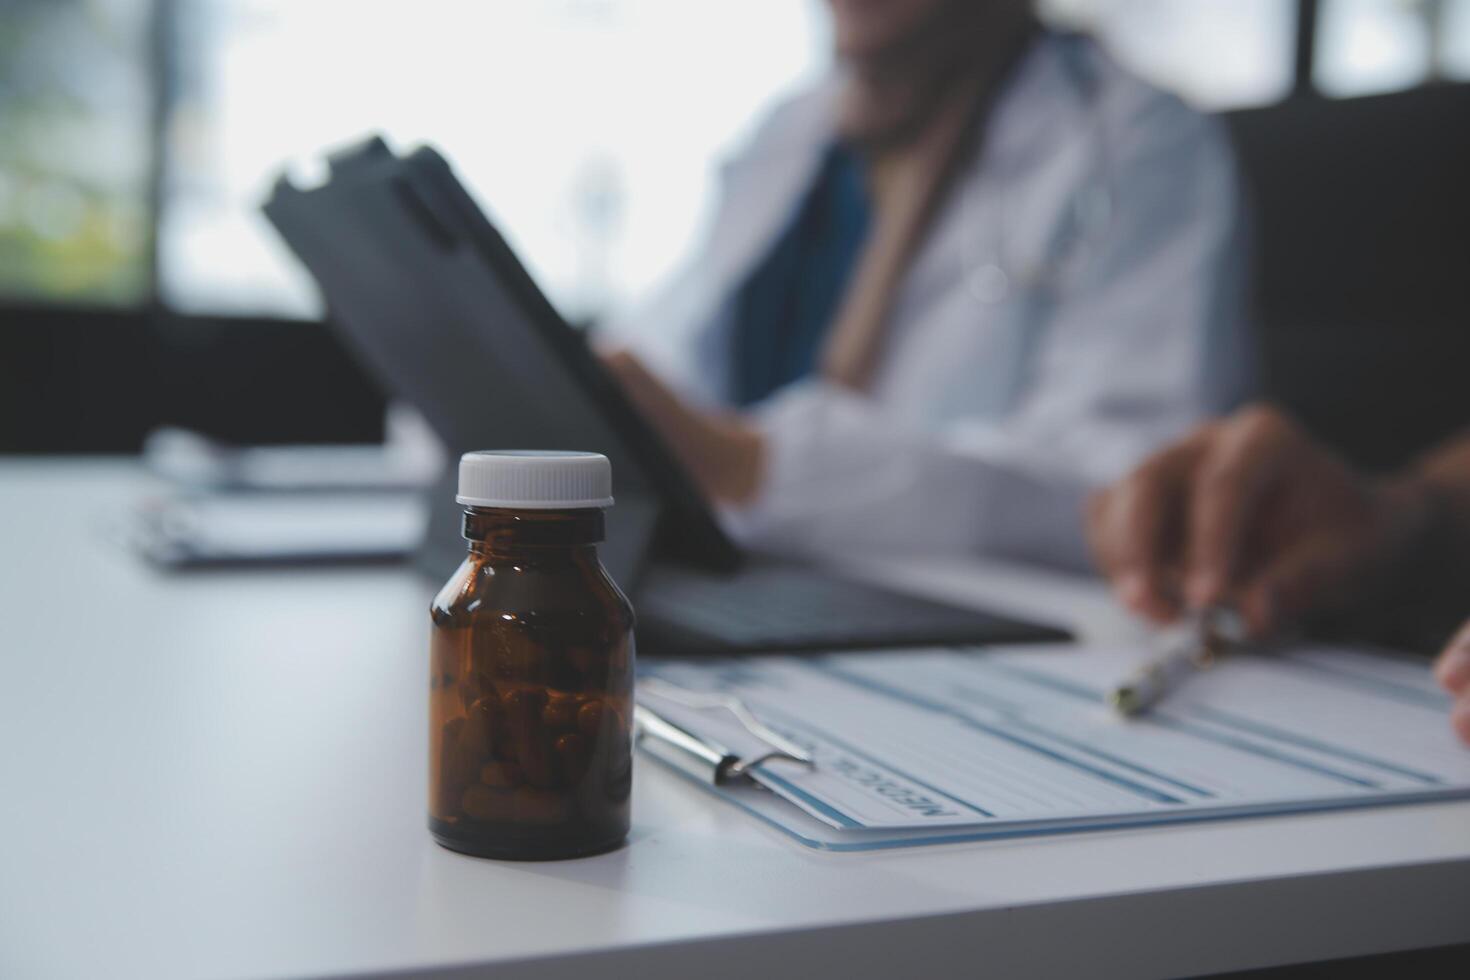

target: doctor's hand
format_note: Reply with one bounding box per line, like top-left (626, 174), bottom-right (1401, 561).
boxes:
top-left (1086, 404), bottom-right (1432, 637)
top-left (599, 349), bottom-right (766, 506)
top-left (1435, 619), bottom-right (1470, 745)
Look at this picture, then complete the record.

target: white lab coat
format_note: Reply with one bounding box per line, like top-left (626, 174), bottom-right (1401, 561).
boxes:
top-left (608, 33), bottom-right (1250, 571)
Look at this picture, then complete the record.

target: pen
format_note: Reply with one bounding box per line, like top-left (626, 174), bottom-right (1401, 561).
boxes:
top-left (1108, 607), bottom-right (1240, 716)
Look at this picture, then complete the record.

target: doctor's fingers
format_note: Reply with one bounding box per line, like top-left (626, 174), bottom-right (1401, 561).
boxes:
top-left (1233, 535), bottom-right (1372, 639)
top-left (1434, 618), bottom-right (1470, 696)
top-left (1436, 622), bottom-right (1470, 751)
top-left (601, 347), bottom-right (654, 389)
top-left (1181, 406), bottom-right (1308, 610)
top-left (601, 349), bottom-right (683, 430)
top-left (1088, 435), bottom-right (1210, 623)
top-left (1452, 691), bottom-right (1470, 747)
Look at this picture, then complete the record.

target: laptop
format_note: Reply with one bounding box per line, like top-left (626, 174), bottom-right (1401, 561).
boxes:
top-left (262, 136), bottom-right (1069, 655)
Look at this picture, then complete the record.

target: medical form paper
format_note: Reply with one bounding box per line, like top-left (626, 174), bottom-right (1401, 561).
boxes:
top-left (639, 645), bottom-right (1470, 851)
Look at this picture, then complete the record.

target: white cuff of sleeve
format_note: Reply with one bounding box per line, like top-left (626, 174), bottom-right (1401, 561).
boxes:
top-left (719, 380), bottom-right (1095, 570)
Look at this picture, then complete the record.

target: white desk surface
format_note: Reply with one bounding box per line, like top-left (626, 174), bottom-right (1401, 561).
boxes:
top-left (2, 459), bottom-right (1468, 979)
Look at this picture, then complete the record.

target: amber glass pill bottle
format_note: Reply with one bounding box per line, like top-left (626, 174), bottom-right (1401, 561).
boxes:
top-left (429, 451), bottom-right (635, 859)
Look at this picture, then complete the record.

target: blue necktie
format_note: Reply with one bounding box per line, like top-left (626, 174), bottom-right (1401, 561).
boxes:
top-left (730, 143), bottom-right (872, 407)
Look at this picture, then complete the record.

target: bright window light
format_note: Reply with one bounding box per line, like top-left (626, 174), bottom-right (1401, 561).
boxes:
top-left (1038, 0), bottom-right (1296, 110)
top-left (1441, 0), bottom-right (1470, 78)
top-left (1315, 0), bottom-right (1432, 97)
top-left (158, 0), bottom-right (831, 322)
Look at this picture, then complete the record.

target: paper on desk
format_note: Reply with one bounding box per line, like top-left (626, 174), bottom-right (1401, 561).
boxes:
top-left (639, 645), bottom-right (1470, 841)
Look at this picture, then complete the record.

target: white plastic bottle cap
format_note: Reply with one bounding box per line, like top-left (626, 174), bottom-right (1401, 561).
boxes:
top-left (455, 450), bottom-right (614, 510)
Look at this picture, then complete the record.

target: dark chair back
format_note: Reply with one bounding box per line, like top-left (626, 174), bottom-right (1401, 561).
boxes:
top-left (1225, 84), bottom-right (1470, 471)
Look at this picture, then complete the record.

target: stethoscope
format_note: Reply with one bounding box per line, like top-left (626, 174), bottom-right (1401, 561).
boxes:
top-left (961, 37), bottom-right (1116, 306)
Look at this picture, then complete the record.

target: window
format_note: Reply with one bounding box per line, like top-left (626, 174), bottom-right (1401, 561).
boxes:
top-left (0, 0), bottom-right (153, 306)
top-left (1447, 0), bottom-right (1470, 76)
top-left (1315, 0), bottom-right (1433, 96)
top-left (1316, 0), bottom-right (1470, 95)
top-left (6, 1), bottom-right (1469, 319)
top-left (1038, 0), bottom-right (1297, 109)
top-left (158, 0), bottom-right (831, 321)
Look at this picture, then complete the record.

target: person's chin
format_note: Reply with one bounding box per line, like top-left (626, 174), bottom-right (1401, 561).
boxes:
top-left (833, 31), bottom-right (882, 61)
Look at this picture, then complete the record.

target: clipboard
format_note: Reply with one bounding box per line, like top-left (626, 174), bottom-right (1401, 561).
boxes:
top-left (634, 685), bottom-right (812, 786)
top-left (632, 646), bottom-right (1470, 852)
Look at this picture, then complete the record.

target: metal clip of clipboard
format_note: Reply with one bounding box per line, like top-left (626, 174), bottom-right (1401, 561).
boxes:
top-left (633, 679), bottom-right (813, 786)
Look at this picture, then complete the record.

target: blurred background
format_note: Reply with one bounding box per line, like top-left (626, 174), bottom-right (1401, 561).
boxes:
top-left (3, 0), bottom-right (1469, 465)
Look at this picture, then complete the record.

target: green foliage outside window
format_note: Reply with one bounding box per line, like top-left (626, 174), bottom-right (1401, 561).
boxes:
top-left (0, 0), bottom-right (152, 306)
